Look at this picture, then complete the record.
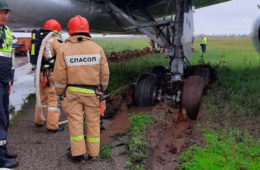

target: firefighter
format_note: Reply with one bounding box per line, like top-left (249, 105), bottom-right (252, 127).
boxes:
top-left (34, 19), bottom-right (64, 133)
top-left (53, 15), bottom-right (109, 162)
top-left (0, 0), bottom-right (19, 168)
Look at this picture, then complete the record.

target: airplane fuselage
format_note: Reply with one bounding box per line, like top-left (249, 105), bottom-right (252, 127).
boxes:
top-left (8, 0), bottom-right (231, 32)
top-left (8, 0), bottom-right (121, 32)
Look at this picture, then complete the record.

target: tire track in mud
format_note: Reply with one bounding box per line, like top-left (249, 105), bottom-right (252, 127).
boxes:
top-left (147, 103), bottom-right (206, 170)
top-left (7, 83), bottom-right (208, 170)
top-left (105, 87), bottom-right (207, 170)
top-left (7, 86), bottom-right (148, 170)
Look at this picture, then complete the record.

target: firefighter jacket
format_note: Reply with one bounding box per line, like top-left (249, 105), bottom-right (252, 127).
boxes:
top-left (53, 35), bottom-right (109, 95)
top-left (0, 25), bottom-right (13, 83)
top-left (42, 35), bottom-right (63, 70)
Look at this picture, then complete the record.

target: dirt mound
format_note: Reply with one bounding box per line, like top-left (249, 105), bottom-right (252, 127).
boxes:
top-left (106, 47), bottom-right (152, 63)
top-left (104, 87), bottom-right (133, 118)
top-left (146, 102), bottom-right (207, 170)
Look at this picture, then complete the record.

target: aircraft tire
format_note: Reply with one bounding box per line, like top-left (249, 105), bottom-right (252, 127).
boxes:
top-left (182, 75), bottom-right (205, 120)
top-left (134, 74), bottom-right (157, 106)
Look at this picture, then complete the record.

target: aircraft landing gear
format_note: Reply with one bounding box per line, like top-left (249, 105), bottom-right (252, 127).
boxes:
top-left (106, 0), bottom-right (213, 120)
top-left (133, 64), bottom-right (213, 119)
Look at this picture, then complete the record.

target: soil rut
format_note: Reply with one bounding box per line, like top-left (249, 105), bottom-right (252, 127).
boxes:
top-left (147, 103), bottom-right (207, 170)
top-left (8, 87), bottom-right (208, 170)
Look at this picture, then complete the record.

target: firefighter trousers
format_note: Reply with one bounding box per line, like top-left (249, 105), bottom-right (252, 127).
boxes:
top-left (62, 90), bottom-right (100, 157)
top-left (34, 73), bottom-right (60, 130)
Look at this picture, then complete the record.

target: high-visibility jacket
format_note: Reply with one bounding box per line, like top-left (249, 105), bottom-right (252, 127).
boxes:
top-left (0, 25), bottom-right (13, 83)
top-left (53, 35), bottom-right (109, 95)
top-left (201, 37), bottom-right (207, 44)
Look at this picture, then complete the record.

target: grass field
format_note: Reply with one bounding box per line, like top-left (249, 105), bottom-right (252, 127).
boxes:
top-left (193, 37), bottom-right (260, 120)
top-left (95, 38), bottom-right (164, 95)
top-left (94, 37), bottom-right (260, 169)
top-left (182, 37), bottom-right (260, 169)
top-left (180, 129), bottom-right (260, 170)
top-left (107, 54), bottom-right (168, 95)
top-left (94, 37), bottom-right (260, 119)
top-left (94, 38), bottom-right (150, 52)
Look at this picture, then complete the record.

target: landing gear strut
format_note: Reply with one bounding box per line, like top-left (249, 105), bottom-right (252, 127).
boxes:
top-left (106, 0), bottom-right (211, 119)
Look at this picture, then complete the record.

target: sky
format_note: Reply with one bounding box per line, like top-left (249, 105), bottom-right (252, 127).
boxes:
top-left (194, 0), bottom-right (260, 35)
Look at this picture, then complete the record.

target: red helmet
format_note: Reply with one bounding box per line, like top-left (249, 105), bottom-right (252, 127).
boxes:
top-left (67, 15), bottom-right (90, 35)
top-left (43, 19), bottom-right (62, 32)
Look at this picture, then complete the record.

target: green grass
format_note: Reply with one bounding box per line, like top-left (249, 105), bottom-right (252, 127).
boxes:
top-left (94, 38), bottom-right (149, 52)
top-left (126, 113), bottom-right (154, 170)
top-left (180, 37), bottom-right (260, 169)
top-left (108, 53), bottom-right (168, 96)
top-left (94, 38), bottom-right (168, 96)
top-left (100, 146), bottom-right (112, 160)
top-left (180, 129), bottom-right (260, 170)
top-left (193, 37), bottom-right (260, 117)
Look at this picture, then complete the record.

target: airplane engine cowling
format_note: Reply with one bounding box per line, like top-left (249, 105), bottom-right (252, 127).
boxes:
top-left (252, 16), bottom-right (260, 54)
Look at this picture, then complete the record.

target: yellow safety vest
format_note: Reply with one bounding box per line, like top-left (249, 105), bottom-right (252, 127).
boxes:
top-left (201, 37), bottom-right (207, 44)
top-left (0, 25), bottom-right (13, 54)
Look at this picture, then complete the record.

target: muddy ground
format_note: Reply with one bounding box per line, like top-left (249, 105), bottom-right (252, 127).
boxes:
top-left (8, 98), bottom-right (131, 170)
top-left (146, 103), bottom-right (207, 170)
top-left (8, 90), bottom-right (259, 170)
top-left (8, 87), bottom-right (152, 170)
top-left (7, 92), bottom-right (201, 170)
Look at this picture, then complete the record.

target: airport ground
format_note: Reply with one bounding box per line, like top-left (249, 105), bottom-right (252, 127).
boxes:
top-left (8, 37), bottom-right (260, 169)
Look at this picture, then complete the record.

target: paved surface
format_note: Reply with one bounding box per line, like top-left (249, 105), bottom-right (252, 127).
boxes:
top-left (8, 101), bottom-right (128, 170)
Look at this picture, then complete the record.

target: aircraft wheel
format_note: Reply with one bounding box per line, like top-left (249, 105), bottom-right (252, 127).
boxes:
top-left (134, 74), bottom-right (157, 106)
top-left (182, 76), bottom-right (205, 120)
